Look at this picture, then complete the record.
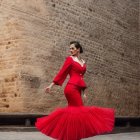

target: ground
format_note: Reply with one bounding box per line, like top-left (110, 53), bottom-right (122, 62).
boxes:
top-left (0, 132), bottom-right (139, 140)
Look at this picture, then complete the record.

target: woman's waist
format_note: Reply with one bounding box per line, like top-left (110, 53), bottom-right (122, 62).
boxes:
top-left (66, 83), bottom-right (82, 89)
top-left (67, 80), bottom-right (87, 88)
top-left (66, 83), bottom-right (87, 92)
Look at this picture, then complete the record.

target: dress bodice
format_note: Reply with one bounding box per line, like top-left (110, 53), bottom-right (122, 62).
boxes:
top-left (53, 56), bottom-right (87, 89)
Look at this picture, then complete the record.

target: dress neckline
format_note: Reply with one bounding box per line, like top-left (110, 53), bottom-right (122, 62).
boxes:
top-left (69, 56), bottom-right (85, 67)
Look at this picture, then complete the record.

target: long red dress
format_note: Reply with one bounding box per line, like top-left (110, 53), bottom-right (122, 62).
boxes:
top-left (35, 56), bottom-right (115, 140)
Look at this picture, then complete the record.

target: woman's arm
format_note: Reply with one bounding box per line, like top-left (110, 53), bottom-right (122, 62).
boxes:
top-left (45, 56), bottom-right (72, 93)
top-left (45, 82), bottom-right (55, 93)
top-left (53, 56), bottom-right (72, 86)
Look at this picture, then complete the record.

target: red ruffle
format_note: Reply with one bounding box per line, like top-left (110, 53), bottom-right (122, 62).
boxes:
top-left (35, 106), bottom-right (115, 140)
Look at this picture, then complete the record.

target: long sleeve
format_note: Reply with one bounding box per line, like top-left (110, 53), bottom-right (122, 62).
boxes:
top-left (53, 56), bottom-right (72, 86)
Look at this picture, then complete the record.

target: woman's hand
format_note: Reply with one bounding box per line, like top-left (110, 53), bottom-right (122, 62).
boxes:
top-left (82, 90), bottom-right (88, 103)
top-left (45, 82), bottom-right (55, 94)
top-left (45, 85), bottom-right (52, 93)
top-left (83, 93), bottom-right (88, 103)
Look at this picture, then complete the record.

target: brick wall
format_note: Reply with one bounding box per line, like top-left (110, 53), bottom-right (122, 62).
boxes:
top-left (0, 0), bottom-right (139, 116)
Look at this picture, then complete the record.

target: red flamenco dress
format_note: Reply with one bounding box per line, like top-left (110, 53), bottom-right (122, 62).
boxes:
top-left (35, 56), bottom-right (115, 140)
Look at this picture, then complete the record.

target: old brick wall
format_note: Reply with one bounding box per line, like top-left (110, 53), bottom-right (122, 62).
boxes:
top-left (0, 0), bottom-right (139, 116)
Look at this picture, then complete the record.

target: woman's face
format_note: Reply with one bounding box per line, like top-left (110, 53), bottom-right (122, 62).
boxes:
top-left (69, 44), bottom-right (79, 56)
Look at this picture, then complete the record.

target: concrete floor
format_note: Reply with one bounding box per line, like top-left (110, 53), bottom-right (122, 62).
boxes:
top-left (0, 132), bottom-right (139, 140)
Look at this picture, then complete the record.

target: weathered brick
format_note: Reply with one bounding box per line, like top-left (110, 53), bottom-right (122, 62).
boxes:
top-left (0, 0), bottom-right (139, 116)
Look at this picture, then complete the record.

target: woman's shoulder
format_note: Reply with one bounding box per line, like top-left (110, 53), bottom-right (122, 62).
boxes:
top-left (68, 55), bottom-right (73, 58)
top-left (66, 55), bottom-right (73, 59)
top-left (64, 56), bottom-right (73, 62)
top-left (68, 55), bottom-right (86, 64)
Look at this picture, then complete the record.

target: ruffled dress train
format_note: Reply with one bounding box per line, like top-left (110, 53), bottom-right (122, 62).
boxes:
top-left (35, 84), bottom-right (115, 140)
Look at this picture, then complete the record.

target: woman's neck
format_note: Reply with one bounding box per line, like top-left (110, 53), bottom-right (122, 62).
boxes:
top-left (72, 54), bottom-right (79, 58)
top-left (71, 55), bottom-right (82, 62)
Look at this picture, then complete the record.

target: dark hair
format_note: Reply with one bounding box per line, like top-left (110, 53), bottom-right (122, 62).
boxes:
top-left (70, 41), bottom-right (83, 53)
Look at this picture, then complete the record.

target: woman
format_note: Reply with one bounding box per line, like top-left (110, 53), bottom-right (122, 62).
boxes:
top-left (35, 41), bottom-right (115, 140)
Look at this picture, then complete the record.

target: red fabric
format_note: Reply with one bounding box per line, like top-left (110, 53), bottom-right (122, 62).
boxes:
top-left (53, 56), bottom-right (87, 89)
top-left (35, 56), bottom-right (115, 140)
